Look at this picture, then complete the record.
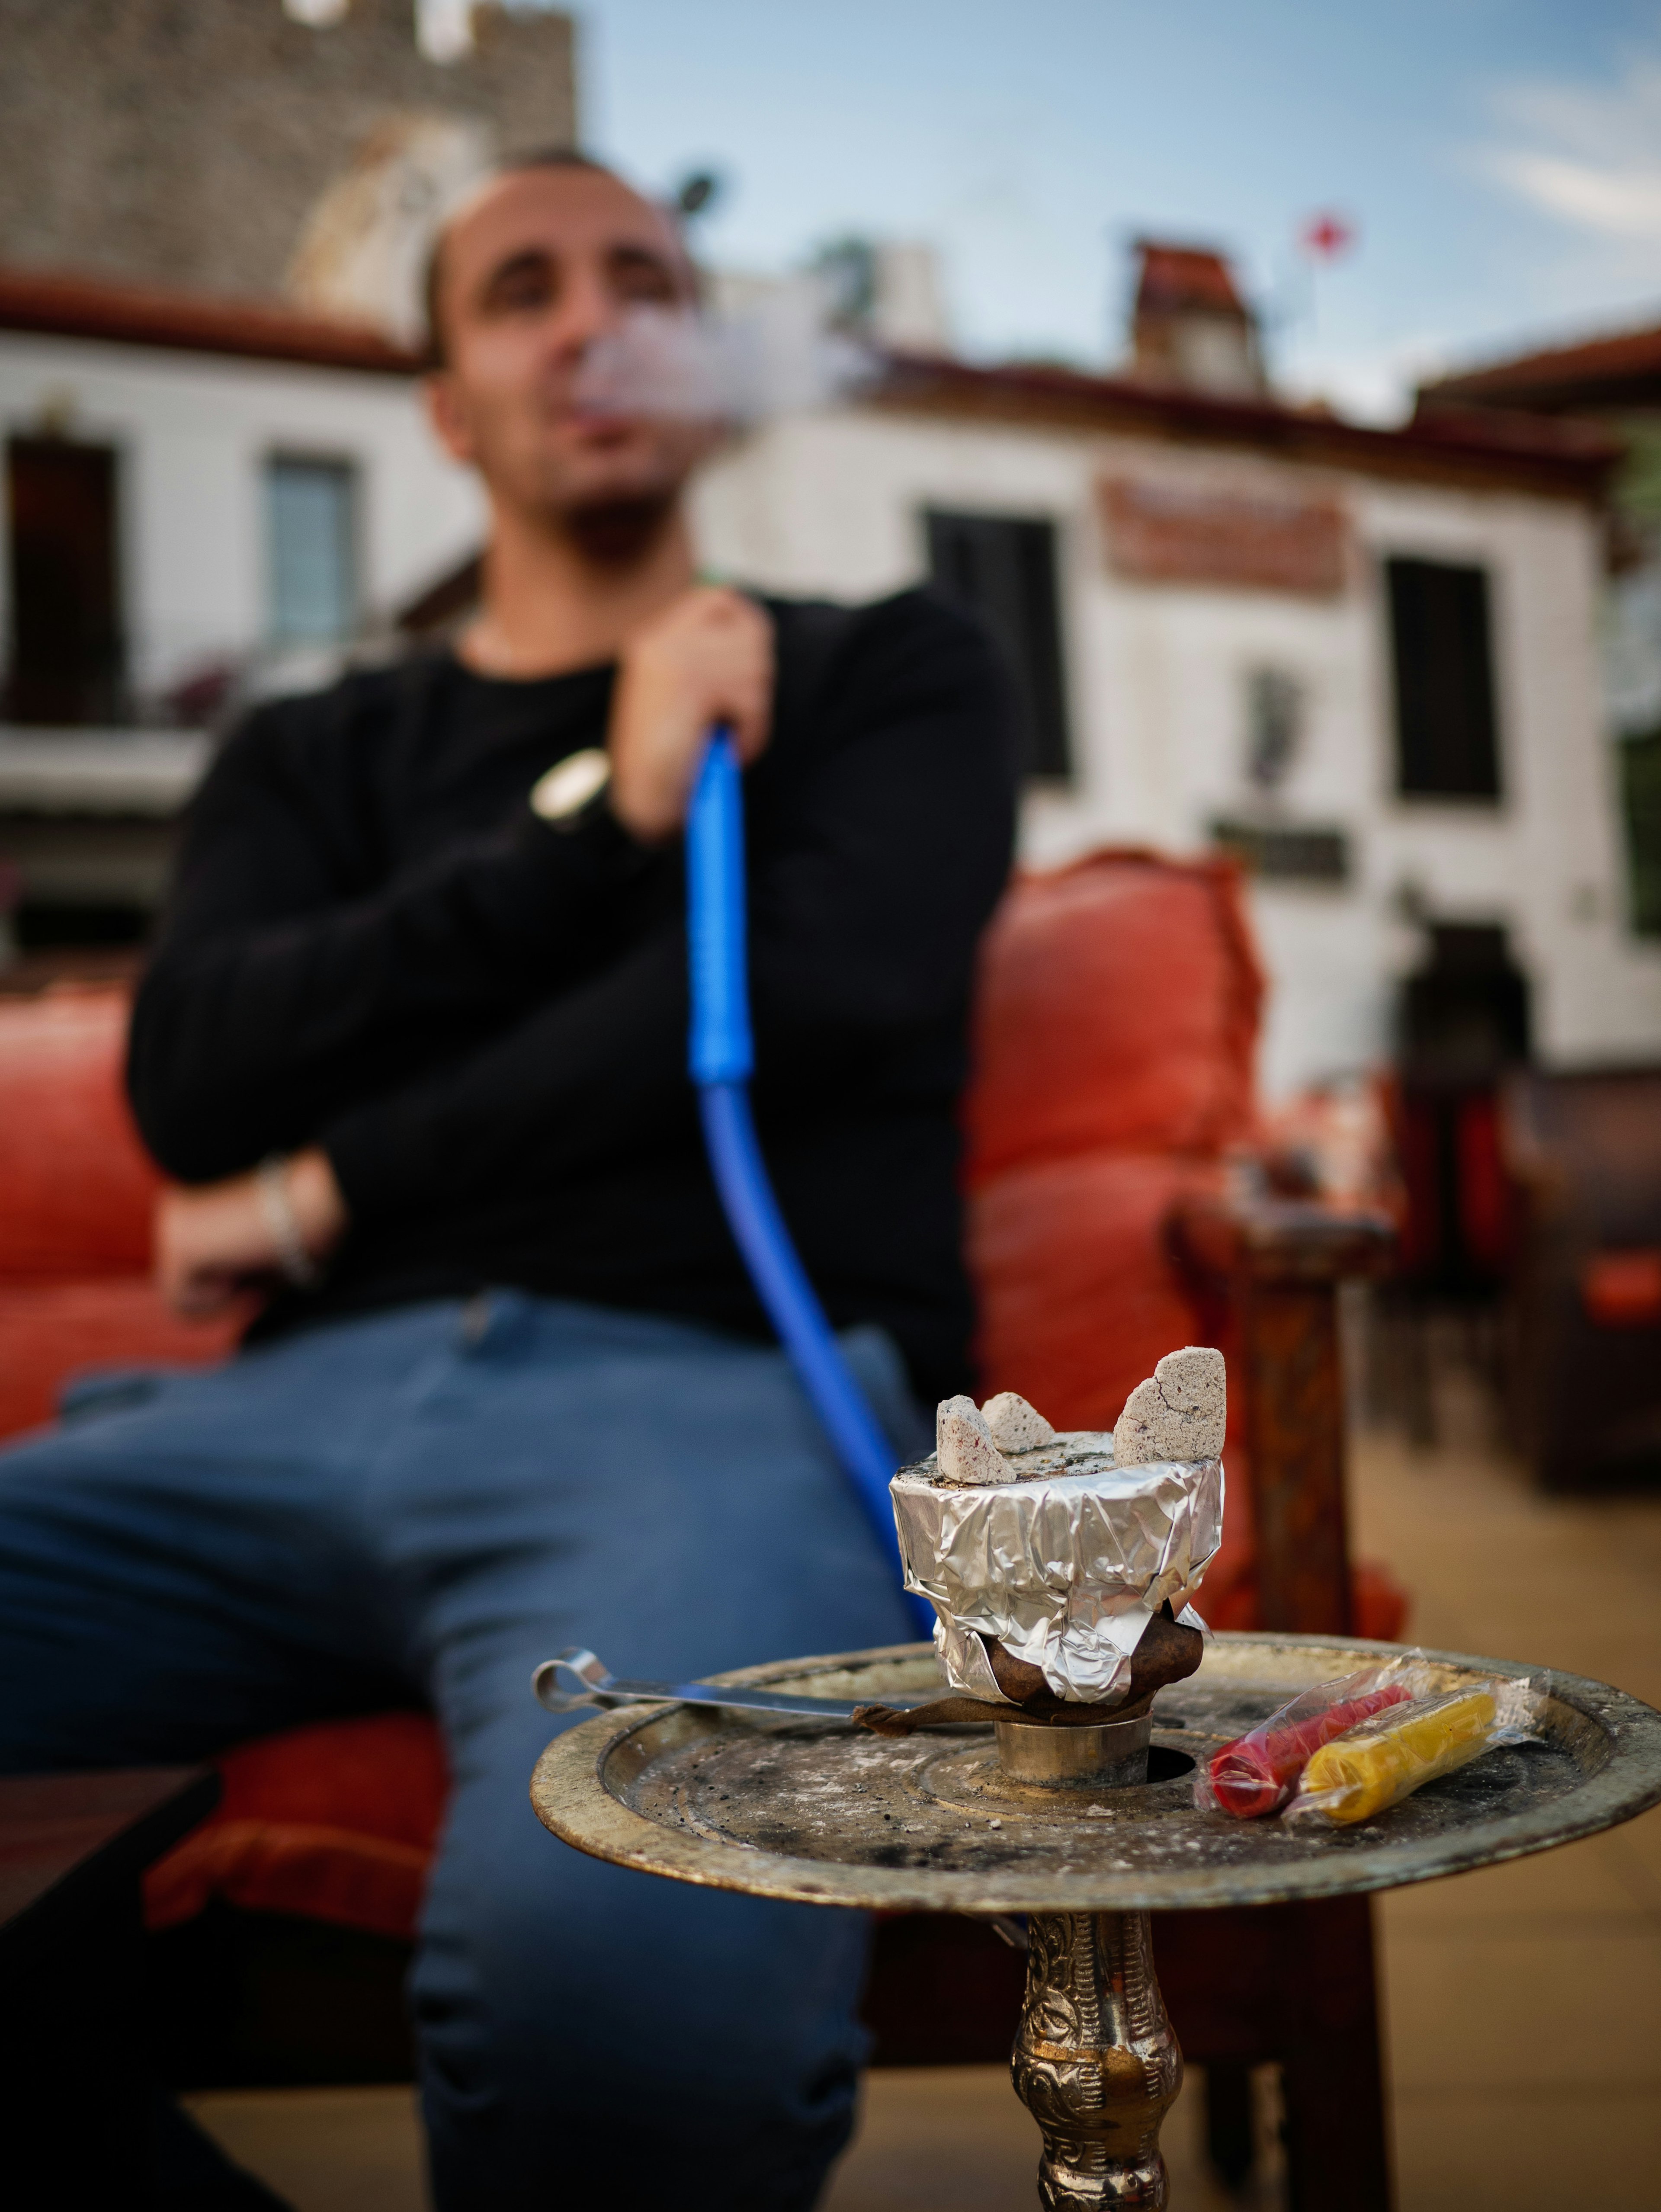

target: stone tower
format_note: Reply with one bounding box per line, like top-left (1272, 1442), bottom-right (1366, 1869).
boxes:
top-left (1127, 239), bottom-right (1265, 399)
top-left (0, 0), bottom-right (577, 308)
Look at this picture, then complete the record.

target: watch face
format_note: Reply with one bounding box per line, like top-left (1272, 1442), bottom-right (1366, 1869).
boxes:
top-left (532, 747), bottom-right (611, 823)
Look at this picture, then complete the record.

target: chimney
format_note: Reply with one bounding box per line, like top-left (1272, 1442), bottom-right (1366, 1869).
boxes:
top-left (1127, 239), bottom-right (1265, 398)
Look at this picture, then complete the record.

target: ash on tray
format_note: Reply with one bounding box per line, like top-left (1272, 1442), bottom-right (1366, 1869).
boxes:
top-left (612, 1670), bottom-right (1591, 1889)
top-left (872, 1359), bottom-right (1225, 1728)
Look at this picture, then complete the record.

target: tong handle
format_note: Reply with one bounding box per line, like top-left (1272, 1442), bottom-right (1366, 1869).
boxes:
top-left (532, 1647), bottom-right (631, 1712)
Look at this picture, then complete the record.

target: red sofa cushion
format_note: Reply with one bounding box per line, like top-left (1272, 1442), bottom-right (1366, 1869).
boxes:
top-left (964, 850), bottom-right (1263, 1182)
top-left (0, 1279), bottom-right (241, 1439)
top-left (0, 989), bottom-right (243, 1438)
top-left (969, 1149), bottom-right (1225, 1431)
top-left (143, 1712), bottom-right (448, 1940)
top-left (0, 988), bottom-right (158, 1276)
top-left (1582, 1247), bottom-right (1661, 1329)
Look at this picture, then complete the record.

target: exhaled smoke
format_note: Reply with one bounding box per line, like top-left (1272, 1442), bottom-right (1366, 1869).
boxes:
top-left (572, 285), bottom-right (876, 425)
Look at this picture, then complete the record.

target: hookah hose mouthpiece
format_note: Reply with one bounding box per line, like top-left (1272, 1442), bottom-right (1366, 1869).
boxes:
top-left (686, 726), bottom-right (932, 1636)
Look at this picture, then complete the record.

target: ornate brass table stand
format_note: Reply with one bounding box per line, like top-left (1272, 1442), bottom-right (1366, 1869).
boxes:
top-left (1013, 1905), bottom-right (1180, 2207)
top-left (533, 1635), bottom-right (1661, 2208)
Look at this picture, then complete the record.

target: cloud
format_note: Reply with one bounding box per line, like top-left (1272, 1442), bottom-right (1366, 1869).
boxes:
top-left (1279, 334), bottom-right (1455, 430)
top-left (1478, 54), bottom-right (1661, 242)
top-left (1489, 151), bottom-right (1661, 238)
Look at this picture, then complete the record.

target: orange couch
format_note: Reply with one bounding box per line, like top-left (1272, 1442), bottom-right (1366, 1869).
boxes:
top-left (0, 987), bottom-right (245, 1438)
top-left (0, 851), bottom-right (1404, 1946)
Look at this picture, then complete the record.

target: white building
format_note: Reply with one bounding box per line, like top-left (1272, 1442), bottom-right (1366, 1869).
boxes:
top-left (0, 268), bottom-right (480, 946)
top-left (5, 258), bottom-right (1657, 1100)
top-left (692, 355), bottom-right (1660, 1097)
top-left (0, 268), bottom-right (480, 709)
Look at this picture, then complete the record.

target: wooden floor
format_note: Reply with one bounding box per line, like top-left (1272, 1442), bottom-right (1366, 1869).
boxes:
top-left (190, 1404), bottom-right (1661, 2211)
top-left (1350, 1403), bottom-right (1661, 2212)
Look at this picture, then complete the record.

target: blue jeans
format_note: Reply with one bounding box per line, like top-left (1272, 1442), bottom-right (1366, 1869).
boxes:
top-left (0, 1293), bottom-right (927, 2210)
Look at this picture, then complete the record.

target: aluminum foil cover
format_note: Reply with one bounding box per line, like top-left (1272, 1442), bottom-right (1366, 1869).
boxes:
top-left (890, 1433), bottom-right (1223, 1705)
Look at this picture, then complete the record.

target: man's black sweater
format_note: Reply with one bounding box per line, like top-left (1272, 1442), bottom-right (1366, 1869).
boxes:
top-left (127, 588), bottom-right (1018, 1402)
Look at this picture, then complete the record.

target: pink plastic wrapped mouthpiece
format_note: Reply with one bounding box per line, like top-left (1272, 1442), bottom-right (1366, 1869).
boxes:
top-left (1198, 1664), bottom-right (1420, 1819)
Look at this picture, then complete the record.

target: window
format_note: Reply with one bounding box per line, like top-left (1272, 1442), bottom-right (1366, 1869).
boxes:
top-left (1244, 665), bottom-right (1303, 793)
top-left (1385, 556), bottom-right (1501, 801)
top-left (4, 436), bottom-right (126, 725)
top-left (266, 456), bottom-right (358, 644)
top-left (924, 508), bottom-right (1073, 780)
top-left (1621, 728), bottom-right (1661, 938)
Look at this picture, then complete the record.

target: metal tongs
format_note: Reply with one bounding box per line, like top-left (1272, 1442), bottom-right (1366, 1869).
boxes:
top-left (532, 1647), bottom-right (934, 1722)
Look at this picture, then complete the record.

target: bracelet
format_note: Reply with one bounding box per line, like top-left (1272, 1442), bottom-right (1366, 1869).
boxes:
top-left (257, 1155), bottom-right (323, 1290)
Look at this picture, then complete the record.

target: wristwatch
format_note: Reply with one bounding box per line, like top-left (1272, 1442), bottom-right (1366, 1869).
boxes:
top-left (530, 748), bottom-right (612, 831)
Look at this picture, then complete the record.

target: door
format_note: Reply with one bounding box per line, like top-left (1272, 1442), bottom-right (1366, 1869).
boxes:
top-left (4, 437), bottom-right (126, 726)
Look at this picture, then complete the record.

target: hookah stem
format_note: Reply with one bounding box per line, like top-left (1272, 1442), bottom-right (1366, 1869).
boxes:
top-left (686, 726), bottom-right (932, 1635)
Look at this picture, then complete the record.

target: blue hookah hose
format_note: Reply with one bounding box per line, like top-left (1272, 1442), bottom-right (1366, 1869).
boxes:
top-left (686, 726), bottom-right (933, 1638)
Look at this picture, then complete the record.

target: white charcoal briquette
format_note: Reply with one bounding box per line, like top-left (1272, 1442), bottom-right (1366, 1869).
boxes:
top-left (935, 1395), bottom-right (1008, 1485)
top-left (1113, 1346), bottom-right (1226, 1467)
top-left (979, 1391), bottom-right (1058, 1453)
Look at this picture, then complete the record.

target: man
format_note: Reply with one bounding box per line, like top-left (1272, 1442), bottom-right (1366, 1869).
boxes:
top-left (0, 155), bottom-right (1014, 2207)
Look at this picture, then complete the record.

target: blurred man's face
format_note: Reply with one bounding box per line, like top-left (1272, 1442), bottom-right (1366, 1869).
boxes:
top-left (425, 166), bottom-right (712, 537)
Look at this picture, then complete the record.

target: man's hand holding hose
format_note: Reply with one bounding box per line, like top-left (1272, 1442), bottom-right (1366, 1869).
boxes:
top-left (603, 585), bottom-right (773, 840)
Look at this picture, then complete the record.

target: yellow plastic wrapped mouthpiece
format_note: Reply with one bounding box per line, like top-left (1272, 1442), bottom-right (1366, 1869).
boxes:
top-left (1299, 1687), bottom-right (1499, 1824)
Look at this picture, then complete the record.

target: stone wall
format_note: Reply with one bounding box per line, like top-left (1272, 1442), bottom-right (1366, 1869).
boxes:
top-left (0, 0), bottom-right (577, 303)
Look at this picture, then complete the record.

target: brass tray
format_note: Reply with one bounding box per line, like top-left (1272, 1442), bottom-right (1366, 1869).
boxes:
top-left (531, 1632), bottom-right (1661, 1915)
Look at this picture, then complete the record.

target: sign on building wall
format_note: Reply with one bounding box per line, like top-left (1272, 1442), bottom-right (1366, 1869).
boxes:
top-left (1099, 476), bottom-right (1350, 595)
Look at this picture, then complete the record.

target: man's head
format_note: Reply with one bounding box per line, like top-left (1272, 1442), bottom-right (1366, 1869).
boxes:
top-left (423, 153), bottom-right (713, 557)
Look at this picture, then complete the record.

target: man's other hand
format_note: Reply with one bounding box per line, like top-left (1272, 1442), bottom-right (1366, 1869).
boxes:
top-left (608, 587), bottom-right (773, 841)
top-left (156, 1148), bottom-right (348, 1318)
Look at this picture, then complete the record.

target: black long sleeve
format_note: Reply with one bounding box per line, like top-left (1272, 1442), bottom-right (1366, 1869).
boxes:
top-left (128, 659), bottom-right (661, 1180)
top-left (125, 590), bottom-right (1017, 1399)
top-left (322, 590), bottom-right (1014, 1215)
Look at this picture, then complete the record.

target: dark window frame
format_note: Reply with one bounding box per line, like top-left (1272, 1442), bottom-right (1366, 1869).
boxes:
top-left (923, 505), bottom-right (1074, 783)
top-left (1620, 725), bottom-right (1661, 939)
top-left (3, 432), bottom-right (130, 726)
top-left (1384, 553), bottom-right (1504, 805)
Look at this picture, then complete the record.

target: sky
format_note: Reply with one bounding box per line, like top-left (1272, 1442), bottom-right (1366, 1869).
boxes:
top-left (500, 0), bottom-right (1661, 423)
